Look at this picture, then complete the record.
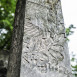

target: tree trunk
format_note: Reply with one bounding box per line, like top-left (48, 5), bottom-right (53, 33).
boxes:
top-left (7, 0), bottom-right (72, 77)
top-left (7, 0), bottom-right (26, 77)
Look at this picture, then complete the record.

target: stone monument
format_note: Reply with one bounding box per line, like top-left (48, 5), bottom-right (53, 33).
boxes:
top-left (20, 0), bottom-right (72, 77)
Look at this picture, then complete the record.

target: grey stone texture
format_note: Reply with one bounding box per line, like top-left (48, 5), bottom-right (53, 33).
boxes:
top-left (20, 0), bottom-right (72, 77)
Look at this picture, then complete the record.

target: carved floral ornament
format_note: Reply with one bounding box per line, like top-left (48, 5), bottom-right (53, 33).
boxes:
top-left (20, 0), bottom-right (72, 77)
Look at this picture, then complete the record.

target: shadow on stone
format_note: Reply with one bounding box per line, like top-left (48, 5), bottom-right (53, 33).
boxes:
top-left (0, 60), bottom-right (7, 77)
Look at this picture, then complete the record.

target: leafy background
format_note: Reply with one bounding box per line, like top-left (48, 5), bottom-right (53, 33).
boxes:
top-left (0, 0), bottom-right (17, 51)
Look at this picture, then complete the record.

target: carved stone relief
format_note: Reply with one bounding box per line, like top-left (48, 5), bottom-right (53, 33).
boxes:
top-left (20, 0), bottom-right (72, 77)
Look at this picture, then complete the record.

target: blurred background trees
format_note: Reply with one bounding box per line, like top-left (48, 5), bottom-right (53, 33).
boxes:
top-left (0, 0), bottom-right (17, 51)
top-left (0, 0), bottom-right (17, 76)
top-left (66, 24), bottom-right (76, 38)
top-left (0, 0), bottom-right (77, 77)
top-left (66, 25), bottom-right (77, 77)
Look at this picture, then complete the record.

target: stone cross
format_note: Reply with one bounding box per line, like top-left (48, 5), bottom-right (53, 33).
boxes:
top-left (20, 0), bottom-right (72, 77)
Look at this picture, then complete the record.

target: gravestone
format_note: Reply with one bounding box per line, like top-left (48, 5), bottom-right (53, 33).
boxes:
top-left (20, 0), bottom-right (72, 77)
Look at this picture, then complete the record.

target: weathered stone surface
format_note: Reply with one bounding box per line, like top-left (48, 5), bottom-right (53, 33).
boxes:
top-left (20, 0), bottom-right (72, 77)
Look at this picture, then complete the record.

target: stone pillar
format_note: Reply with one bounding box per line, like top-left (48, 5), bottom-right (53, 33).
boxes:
top-left (20, 0), bottom-right (72, 77)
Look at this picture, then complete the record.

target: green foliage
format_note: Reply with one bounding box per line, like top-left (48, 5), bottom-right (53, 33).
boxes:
top-left (71, 54), bottom-right (77, 77)
top-left (66, 24), bottom-right (76, 36)
top-left (66, 25), bottom-right (77, 76)
top-left (0, 0), bottom-right (17, 51)
top-left (65, 24), bottom-right (76, 41)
